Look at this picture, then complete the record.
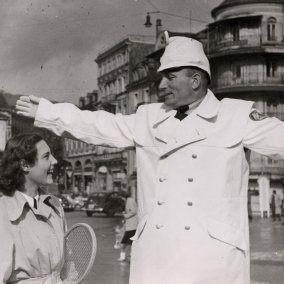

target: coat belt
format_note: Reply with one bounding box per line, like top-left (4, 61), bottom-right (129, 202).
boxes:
top-left (11, 271), bottom-right (63, 284)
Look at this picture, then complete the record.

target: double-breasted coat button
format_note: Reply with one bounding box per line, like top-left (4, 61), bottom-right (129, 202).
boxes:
top-left (188, 178), bottom-right (194, 182)
top-left (184, 226), bottom-right (191, 230)
top-left (159, 177), bottom-right (166, 182)
top-left (187, 201), bottom-right (193, 206)
top-left (157, 201), bottom-right (164, 205)
top-left (192, 154), bottom-right (197, 159)
top-left (156, 224), bottom-right (163, 229)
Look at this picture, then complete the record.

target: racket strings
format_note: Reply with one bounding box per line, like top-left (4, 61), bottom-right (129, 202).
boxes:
top-left (61, 226), bottom-right (95, 282)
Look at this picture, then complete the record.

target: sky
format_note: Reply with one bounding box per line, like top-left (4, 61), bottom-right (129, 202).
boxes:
top-left (0, 0), bottom-right (223, 104)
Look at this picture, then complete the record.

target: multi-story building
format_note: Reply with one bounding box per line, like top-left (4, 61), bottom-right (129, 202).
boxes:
top-left (0, 91), bottom-right (19, 160)
top-left (0, 91), bottom-right (17, 152)
top-left (0, 112), bottom-right (11, 158)
top-left (63, 91), bottom-right (98, 194)
top-left (208, 0), bottom-right (284, 216)
top-left (93, 35), bottom-right (155, 195)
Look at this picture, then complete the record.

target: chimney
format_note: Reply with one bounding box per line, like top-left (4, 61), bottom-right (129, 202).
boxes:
top-left (156, 19), bottom-right (162, 39)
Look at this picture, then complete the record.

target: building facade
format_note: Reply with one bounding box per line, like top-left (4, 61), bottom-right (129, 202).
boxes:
top-left (208, 0), bottom-right (284, 216)
top-left (94, 35), bottom-right (155, 196)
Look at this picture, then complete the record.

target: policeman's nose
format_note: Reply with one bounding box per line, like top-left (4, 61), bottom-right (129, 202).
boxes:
top-left (159, 77), bottom-right (168, 90)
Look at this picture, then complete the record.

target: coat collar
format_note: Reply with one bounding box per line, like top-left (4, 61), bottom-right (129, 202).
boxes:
top-left (151, 90), bottom-right (220, 155)
top-left (195, 89), bottom-right (220, 119)
top-left (153, 89), bottom-right (220, 126)
top-left (3, 189), bottom-right (60, 222)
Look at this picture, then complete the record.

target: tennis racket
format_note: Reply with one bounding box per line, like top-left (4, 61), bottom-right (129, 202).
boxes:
top-left (60, 223), bottom-right (97, 284)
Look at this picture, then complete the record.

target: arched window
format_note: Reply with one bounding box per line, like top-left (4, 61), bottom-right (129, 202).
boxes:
top-left (267, 17), bottom-right (276, 41)
top-left (84, 159), bottom-right (92, 172)
top-left (75, 161), bottom-right (82, 172)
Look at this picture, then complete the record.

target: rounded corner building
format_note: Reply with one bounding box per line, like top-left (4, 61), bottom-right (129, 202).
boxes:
top-left (208, 0), bottom-right (284, 216)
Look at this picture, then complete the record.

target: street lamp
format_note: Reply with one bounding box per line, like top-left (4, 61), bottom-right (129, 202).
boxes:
top-left (144, 10), bottom-right (208, 32)
top-left (144, 12), bottom-right (152, 28)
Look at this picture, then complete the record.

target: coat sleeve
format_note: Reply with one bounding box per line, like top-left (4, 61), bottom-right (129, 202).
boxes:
top-left (0, 217), bottom-right (14, 283)
top-left (243, 108), bottom-right (284, 159)
top-left (34, 98), bottom-right (136, 148)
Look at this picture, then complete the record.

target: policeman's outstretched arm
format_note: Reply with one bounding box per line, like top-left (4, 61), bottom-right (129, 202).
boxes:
top-left (15, 95), bottom-right (40, 119)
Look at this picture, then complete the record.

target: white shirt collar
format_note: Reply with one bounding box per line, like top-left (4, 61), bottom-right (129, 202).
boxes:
top-left (19, 191), bottom-right (39, 208)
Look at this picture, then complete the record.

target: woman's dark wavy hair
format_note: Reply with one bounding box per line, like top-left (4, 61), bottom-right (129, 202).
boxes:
top-left (0, 133), bottom-right (44, 196)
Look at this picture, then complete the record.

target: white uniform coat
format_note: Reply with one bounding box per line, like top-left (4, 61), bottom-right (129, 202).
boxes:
top-left (34, 90), bottom-right (284, 284)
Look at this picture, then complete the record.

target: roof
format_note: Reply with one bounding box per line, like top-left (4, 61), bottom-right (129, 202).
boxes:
top-left (212, 0), bottom-right (284, 18)
top-left (96, 34), bottom-right (155, 61)
top-left (208, 14), bottom-right (262, 27)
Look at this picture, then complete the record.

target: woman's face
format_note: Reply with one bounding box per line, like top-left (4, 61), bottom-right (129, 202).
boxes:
top-left (26, 140), bottom-right (57, 186)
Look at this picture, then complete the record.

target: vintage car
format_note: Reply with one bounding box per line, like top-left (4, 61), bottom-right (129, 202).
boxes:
top-left (83, 191), bottom-right (125, 217)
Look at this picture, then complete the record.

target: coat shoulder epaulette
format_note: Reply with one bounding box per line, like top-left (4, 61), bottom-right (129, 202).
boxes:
top-left (43, 195), bottom-right (62, 215)
top-left (48, 196), bottom-right (61, 208)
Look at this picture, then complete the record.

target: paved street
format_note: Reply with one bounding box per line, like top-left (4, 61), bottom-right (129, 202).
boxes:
top-left (65, 211), bottom-right (284, 284)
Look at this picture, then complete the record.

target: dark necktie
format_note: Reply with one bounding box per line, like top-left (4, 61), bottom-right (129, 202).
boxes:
top-left (174, 105), bottom-right (189, 121)
top-left (34, 198), bottom-right (38, 209)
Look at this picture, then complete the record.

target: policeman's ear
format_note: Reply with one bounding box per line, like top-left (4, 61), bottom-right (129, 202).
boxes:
top-left (191, 73), bottom-right (201, 91)
top-left (20, 159), bottom-right (30, 174)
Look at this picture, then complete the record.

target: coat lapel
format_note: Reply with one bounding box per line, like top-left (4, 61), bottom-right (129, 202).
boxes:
top-left (153, 90), bottom-right (220, 156)
top-left (152, 106), bottom-right (176, 144)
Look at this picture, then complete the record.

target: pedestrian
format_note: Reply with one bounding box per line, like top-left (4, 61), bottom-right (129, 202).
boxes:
top-left (270, 190), bottom-right (282, 221)
top-left (0, 133), bottom-right (67, 283)
top-left (113, 219), bottom-right (126, 250)
top-left (15, 32), bottom-right (284, 284)
top-left (117, 190), bottom-right (138, 263)
top-left (248, 189), bottom-right (253, 221)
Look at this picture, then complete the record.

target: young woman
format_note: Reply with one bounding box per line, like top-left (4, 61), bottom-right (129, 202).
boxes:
top-left (0, 133), bottom-right (67, 284)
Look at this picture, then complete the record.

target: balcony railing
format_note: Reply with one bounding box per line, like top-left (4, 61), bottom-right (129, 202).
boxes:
top-left (265, 112), bottom-right (284, 121)
top-left (95, 151), bottom-right (125, 162)
top-left (211, 72), bottom-right (284, 89)
top-left (209, 36), bottom-right (258, 52)
top-left (249, 165), bottom-right (284, 175)
top-left (100, 93), bottom-right (116, 103)
top-left (208, 22), bottom-right (284, 54)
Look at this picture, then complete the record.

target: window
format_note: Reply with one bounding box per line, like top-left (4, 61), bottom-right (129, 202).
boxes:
top-left (266, 61), bottom-right (277, 77)
top-left (117, 54), bottom-right (122, 65)
top-left (267, 99), bottom-right (278, 114)
top-left (267, 17), bottom-right (276, 41)
top-left (268, 157), bottom-right (278, 165)
top-left (232, 25), bottom-right (239, 41)
top-left (232, 64), bottom-right (241, 79)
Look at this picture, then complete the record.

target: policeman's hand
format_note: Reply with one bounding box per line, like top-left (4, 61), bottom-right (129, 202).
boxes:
top-left (15, 95), bottom-right (40, 119)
